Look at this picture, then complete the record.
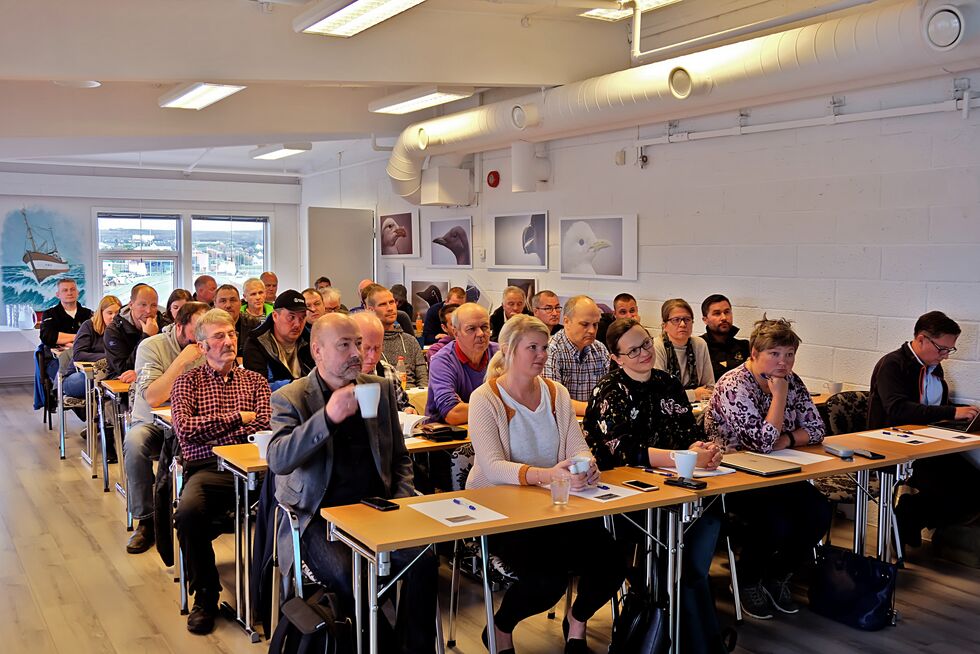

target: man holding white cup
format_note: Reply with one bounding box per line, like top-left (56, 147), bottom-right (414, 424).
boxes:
top-left (267, 313), bottom-right (438, 654)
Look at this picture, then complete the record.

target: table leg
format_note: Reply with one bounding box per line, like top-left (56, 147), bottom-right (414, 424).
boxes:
top-left (112, 397), bottom-right (132, 530)
top-left (479, 535), bottom-right (497, 654)
top-left (81, 373), bottom-right (96, 474)
top-left (95, 385), bottom-right (110, 492)
top-left (242, 474), bottom-right (258, 642)
top-left (853, 468), bottom-right (869, 556)
top-left (57, 372), bottom-right (66, 460)
top-left (666, 509), bottom-right (679, 654)
top-left (368, 560), bottom-right (379, 654)
top-left (353, 550), bottom-right (363, 654)
top-left (647, 508), bottom-right (656, 595)
top-left (877, 468), bottom-right (896, 561)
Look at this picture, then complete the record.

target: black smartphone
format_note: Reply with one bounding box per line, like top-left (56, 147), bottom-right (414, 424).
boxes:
top-left (852, 449), bottom-right (885, 460)
top-left (361, 496), bottom-right (399, 511)
top-left (622, 479), bottom-right (658, 492)
top-left (664, 477), bottom-right (708, 490)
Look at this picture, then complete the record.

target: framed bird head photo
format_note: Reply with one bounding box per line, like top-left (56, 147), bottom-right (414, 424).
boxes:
top-left (379, 211), bottom-right (419, 258)
top-left (409, 280), bottom-right (451, 319)
top-left (427, 216), bottom-right (472, 269)
top-left (488, 211), bottom-right (549, 271)
top-left (558, 214), bottom-right (637, 281)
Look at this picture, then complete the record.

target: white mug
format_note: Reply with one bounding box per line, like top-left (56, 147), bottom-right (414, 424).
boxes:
top-left (354, 382), bottom-right (382, 419)
top-left (569, 454), bottom-right (592, 475)
top-left (823, 381), bottom-right (843, 395)
top-left (248, 430), bottom-right (274, 459)
top-left (670, 450), bottom-right (698, 479)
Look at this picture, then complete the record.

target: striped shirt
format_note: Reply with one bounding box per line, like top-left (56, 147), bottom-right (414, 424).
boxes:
top-left (543, 329), bottom-right (610, 402)
top-left (171, 363), bottom-right (272, 462)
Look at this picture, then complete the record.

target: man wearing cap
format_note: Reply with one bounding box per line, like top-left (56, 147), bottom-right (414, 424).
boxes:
top-left (243, 290), bottom-right (314, 390)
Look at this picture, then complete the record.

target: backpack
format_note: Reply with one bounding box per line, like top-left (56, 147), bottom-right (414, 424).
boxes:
top-left (608, 587), bottom-right (670, 654)
top-left (268, 588), bottom-right (354, 654)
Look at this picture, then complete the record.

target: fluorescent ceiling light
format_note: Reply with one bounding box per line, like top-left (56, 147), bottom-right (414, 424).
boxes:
top-left (369, 86), bottom-right (474, 115)
top-left (294, 0), bottom-right (427, 38)
top-left (250, 142), bottom-right (313, 160)
top-left (158, 82), bottom-right (246, 110)
top-left (581, 0), bottom-right (681, 22)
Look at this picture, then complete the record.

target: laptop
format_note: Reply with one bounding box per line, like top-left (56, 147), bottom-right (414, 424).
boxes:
top-left (930, 411), bottom-right (980, 434)
top-left (721, 452), bottom-right (802, 477)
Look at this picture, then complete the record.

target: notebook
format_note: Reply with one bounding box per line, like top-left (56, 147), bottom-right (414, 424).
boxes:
top-left (930, 411), bottom-right (980, 434)
top-left (721, 451), bottom-right (802, 477)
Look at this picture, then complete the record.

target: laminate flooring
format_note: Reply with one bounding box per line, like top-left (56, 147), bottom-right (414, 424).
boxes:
top-left (2, 384), bottom-right (978, 653)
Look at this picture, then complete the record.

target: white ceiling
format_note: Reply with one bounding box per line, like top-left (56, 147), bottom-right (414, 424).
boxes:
top-left (0, 0), bottom-right (866, 178)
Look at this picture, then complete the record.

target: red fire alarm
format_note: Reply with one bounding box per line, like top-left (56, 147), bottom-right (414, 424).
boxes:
top-left (486, 170), bottom-right (500, 188)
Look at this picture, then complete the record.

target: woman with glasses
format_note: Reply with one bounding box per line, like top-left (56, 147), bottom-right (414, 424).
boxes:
top-left (583, 317), bottom-right (727, 653)
top-left (653, 298), bottom-right (715, 402)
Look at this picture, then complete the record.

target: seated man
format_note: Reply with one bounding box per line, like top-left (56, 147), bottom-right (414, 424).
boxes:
top-left (303, 287), bottom-right (326, 327)
top-left (319, 287), bottom-right (346, 315)
top-left (354, 279), bottom-right (414, 332)
top-left (489, 285), bottom-right (531, 341)
top-left (596, 292), bottom-right (639, 346)
top-left (268, 313), bottom-right (437, 653)
top-left (364, 284), bottom-right (428, 388)
top-left (700, 293), bottom-right (750, 381)
top-left (243, 290), bottom-right (314, 390)
top-left (171, 309), bottom-right (271, 634)
top-left (261, 271), bottom-right (279, 304)
top-left (39, 277), bottom-right (93, 381)
top-left (105, 283), bottom-right (165, 382)
top-left (242, 277), bottom-right (272, 318)
top-left (530, 289), bottom-right (563, 336)
top-left (124, 301), bottom-right (209, 554)
top-left (214, 283), bottom-right (259, 356)
top-left (544, 295), bottom-right (609, 416)
top-left (314, 276), bottom-right (331, 293)
top-left (425, 303), bottom-right (458, 362)
top-left (391, 283), bottom-right (415, 320)
top-left (192, 275), bottom-right (217, 306)
top-left (347, 278), bottom-right (375, 314)
top-left (422, 286), bottom-right (466, 345)
top-left (350, 311), bottom-right (414, 413)
top-left (868, 310), bottom-right (980, 548)
top-left (426, 303), bottom-right (498, 425)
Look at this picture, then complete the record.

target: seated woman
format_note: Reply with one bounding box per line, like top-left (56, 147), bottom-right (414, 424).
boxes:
top-left (704, 316), bottom-right (831, 621)
top-left (583, 317), bottom-right (726, 653)
top-left (653, 298), bottom-right (715, 402)
top-left (62, 294), bottom-right (122, 399)
top-left (160, 288), bottom-right (191, 328)
top-left (467, 315), bottom-right (626, 654)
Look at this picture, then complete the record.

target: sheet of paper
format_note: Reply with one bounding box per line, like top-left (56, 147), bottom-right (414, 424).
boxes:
top-left (857, 430), bottom-right (936, 446)
top-left (407, 498), bottom-right (507, 527)
top-left (404, 436), bottom-right (426, 447)
top-left (761, 449), bottom-right (834, 465)
top-left (398, 411), bottom-right (427, 437)
top-left (657, 465), bottom-right (737, 478)
top-left (568, 482), bottom-right (644, 503)
top-left (911, 428), bottom-right (980, 443)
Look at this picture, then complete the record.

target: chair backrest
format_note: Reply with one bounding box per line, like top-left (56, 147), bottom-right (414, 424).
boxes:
top-left (823, 391), bottom-right (870, 435)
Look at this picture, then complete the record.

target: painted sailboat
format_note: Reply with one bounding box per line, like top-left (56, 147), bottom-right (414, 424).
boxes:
top-left (21, 208), bottom-right (69, 282)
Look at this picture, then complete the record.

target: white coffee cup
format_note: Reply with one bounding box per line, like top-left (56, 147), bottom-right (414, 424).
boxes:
top-left (354, 382), bottom-right (381, 419)
top-left (670, 450), bottom-right (698, 479)
top-left (248, 430), bottom-right (274, 459)
top-left (570, 454), bottom-right (592, 475)
top-left (823, 381), bottom-right (843, 395)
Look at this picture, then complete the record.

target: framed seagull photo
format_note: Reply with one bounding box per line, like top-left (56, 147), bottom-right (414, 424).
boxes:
top-left (558, 214), bottom-right (637, 281)
top-left (427, 216), bottom-right (473, 269)
top-left (489, 211), bottom-right (548, 270)
top-left (379, 211), bottom-right (419, 258)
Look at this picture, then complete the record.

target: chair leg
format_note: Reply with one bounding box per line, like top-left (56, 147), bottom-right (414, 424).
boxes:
top-left (173, 460), bottom-right (188, 613)
top-left (57, 373), bottom-right (67, 460)
top-left (95, 385), bottom-right (110, 492)
top-left (434, 594), bottom-right (446, 654)
top-left (447, 539), bottom-right (461, 647)
top-left (721, 495), bottom-right (743, 624)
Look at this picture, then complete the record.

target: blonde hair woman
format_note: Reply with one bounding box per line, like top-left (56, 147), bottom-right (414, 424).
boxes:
top-left (467, 314), bottom-right (626, 654)
top-left (63, 295), bottom-right (122, 398)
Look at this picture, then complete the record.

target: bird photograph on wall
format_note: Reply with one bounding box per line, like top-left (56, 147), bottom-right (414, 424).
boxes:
top-left (489, 211), bottom-right (548, 270)
top-left (558, 215), bottom-right (638, 280)
top-left (411, 280), bottom-right (449, 319)
top-left (429, 217), bottom-right (472, 268)
top-left (379, 212), bottom-right (416, 257)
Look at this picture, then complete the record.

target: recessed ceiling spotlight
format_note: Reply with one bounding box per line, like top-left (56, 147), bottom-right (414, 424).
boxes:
top-left (52, 80), bottom-right (102, 88)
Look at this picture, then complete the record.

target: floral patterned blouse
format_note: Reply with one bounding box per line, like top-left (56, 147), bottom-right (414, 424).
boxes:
top-left (582, 367), bottom-right (702, 470)
top-left (704, 364), bottom-right (825, 453)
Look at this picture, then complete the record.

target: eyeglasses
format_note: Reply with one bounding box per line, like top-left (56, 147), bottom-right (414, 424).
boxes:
top-left (666, 316), bottom-right (693, 326)
top-left (207, 331), bottom-right (238, 344)
top-left (924, 334), bottom-right (957, 355)
top-left (537, 305), bottom-right (562, 313)
top-left (619, 338), bottom-right (654, 359)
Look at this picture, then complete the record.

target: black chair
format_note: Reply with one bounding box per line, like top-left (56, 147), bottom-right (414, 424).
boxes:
top-left (35, 346), bottom-right (55, 431)
top-left (813, 391), bottom-right (874, 503)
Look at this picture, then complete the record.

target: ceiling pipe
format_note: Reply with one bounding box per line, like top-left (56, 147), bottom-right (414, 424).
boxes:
top-left (387, 0), bottom-right (980, 205)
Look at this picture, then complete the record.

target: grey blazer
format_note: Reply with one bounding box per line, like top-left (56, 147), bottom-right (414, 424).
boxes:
top-left (267, 370), bottom-right (415, 589)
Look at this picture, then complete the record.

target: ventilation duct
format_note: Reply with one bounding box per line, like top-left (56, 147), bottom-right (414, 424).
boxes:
top-left (387, 0), bottom-right (980, 205)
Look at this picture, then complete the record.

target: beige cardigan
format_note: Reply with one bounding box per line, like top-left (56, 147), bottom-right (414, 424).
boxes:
top-left (465, 376), bottom-right (590, 490)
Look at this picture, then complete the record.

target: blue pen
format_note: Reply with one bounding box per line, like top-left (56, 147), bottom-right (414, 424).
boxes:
top-left (596, 484), bottom-right (610, 490)
top-left (882, 430), bottom-right (908, 438)
top-left (452, 498), bottom-right (477, 511)
top-left (889, 426), bottom-right (915, 435)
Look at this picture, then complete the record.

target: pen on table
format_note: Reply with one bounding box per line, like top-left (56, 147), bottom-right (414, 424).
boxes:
top-left (889, 427), bottom-right (915, 435)
top-left (452, 498), bottom-right (477, 511)
top-left (596, 484), bottom-right (610, 490)
top-left (882, 430), bottom-right (908, 437)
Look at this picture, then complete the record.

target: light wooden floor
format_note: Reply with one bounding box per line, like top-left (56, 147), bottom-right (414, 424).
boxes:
top-left (3, 383), bottom-right (979, 653)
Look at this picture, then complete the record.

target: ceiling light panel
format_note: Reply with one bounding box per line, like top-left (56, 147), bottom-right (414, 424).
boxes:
top-left (250, 143), bottom-right (313, 160)
top-left (295, 0), bottom-right (427, 38)
top-left (581, 0), bottom-right (681, 22)
top-left (158, 82), bottom-right (246, 110)
top-left (369, 86), bottom-right (474, 115)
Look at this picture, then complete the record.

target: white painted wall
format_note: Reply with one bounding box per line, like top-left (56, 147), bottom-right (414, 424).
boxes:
top-left (301, 71), bottom-right (980, 403)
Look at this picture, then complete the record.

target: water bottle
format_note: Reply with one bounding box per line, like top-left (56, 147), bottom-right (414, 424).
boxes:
top-left (395, 356), bottom-right (408, 390)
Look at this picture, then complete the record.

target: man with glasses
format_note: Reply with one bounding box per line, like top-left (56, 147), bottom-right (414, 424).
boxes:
top-left (868, 310), bottom-right (980, 551)
top-left (426, 303), bottom-right (499, 425)
top-left (319, 286), bottom-right (346, 314)
top-left (544, 295), bottom-right (610, 416)
top-left (531, 290), bottom-right (564, 335)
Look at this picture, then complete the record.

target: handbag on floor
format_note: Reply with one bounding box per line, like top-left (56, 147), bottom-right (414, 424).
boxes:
top-left (808, 545), bottom-right (898, 631)
top-left (608, 586), bottom-right (670, 654)
top-left (268, 588), bottom-right (353, 654)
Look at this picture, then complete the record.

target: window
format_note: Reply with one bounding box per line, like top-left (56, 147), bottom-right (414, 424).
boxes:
top-left (191, 215), bottom-right (268, 290)
top-left (97, 213), bottom-right (180, 301)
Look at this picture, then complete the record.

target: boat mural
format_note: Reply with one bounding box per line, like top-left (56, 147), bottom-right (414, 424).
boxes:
top-left (21, 208), bottom-right (70, 282)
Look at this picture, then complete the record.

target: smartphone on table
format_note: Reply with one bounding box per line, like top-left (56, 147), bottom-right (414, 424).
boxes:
top-left (622, 479), bottom-right (658, 492)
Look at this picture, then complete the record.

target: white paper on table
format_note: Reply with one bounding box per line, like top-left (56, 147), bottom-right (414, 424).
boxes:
top-left (404, 436), bottom-right (426, 447)
top-left (398, 411), bottom-right (427, 437)
top-left (761, 449), bottom-right (834, 465)
top-left (407, 498), bottom-right (507, 527)
top-left (911, 428), bottom-right (980, 443)
top-left (857, 430), bottom-right (937, 446)
top-left (657, 465), bottom-right (737, 478)
top-left (568, 482), bottom-right (644, 503)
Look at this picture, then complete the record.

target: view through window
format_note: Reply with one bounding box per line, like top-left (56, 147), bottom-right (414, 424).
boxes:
top-left (191, 216), bottom-right (267, 291)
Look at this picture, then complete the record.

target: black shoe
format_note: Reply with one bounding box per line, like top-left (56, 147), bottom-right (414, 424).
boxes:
top-left (565, 638), bottom-right (589, 654)
top-left (126, 521), bottom-right (155, 554)
top-left (736, 581), bottom-right (773, 620)
top-left (187, 600), bottom-right (218, 635)
top-left (482, 626), bottom-right (516, 654)
top-left (895, 495), bottom-right (923, 549)
top-left (762, 574), bottom-right (800, 614)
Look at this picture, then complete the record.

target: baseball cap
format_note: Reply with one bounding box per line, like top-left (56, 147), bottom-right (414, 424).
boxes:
top-left (274, 289), bottom-right (308, 312)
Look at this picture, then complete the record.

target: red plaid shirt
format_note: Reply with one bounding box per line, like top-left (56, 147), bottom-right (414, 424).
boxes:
top-left (171, 364), bottom-right (272, 462)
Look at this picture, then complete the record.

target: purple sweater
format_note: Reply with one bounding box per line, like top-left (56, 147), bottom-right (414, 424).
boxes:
top-left (426, 340), bottom-right (500, 422)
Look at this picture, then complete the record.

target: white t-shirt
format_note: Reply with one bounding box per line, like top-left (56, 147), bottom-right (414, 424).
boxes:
top-left (497, 377), bottom-right (560, 469)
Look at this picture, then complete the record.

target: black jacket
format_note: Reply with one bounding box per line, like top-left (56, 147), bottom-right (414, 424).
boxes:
top-left (422, 302), bottom-right (444, 345)
top-left (489, 305), bottom-right (532, 341)
top-left (39, 303), bottom-right (92, 348)
top-left (235, 312), bottom-right (261, 357)
top-left (700, 326), bottom-right (751, 381)
top-left (243, 323), bottom-right (313, 388)
top-left (867, 342), bottom-right (955, 428)
top-left (104, 306), bottom-right (165, 379)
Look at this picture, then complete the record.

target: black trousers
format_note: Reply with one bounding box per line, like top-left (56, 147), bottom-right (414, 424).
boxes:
top-left (725, 482), bottom-right (831, 584)
top-left (174, 461), bottom-right (236, 603)
top-left (489, 520), bottom-right (628, 634)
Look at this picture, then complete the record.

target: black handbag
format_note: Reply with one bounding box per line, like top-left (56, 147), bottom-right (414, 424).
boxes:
top-left (808, 545), bottom-right (898, 631)
top-left (608, 587), bottom-right (670, 654)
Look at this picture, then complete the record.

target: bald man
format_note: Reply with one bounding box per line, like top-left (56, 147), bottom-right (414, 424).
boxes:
top-left (544, 295), bottom-right (609, 415)
top-left (267, 313), bottom-right (437, 652)
top-left (260, 271), bottom-right (279, 304)
top-left (193, 275), bottom-right (217, 306)
top-left (350, 312), bottom-right (414, 413)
